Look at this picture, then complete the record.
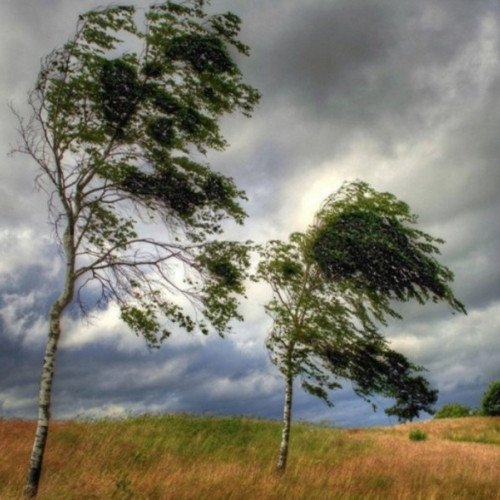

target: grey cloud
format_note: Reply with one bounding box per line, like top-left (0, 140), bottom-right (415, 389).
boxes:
top-left (262, 2), bottom-right (397, 104)
top-left (1, 294), bottom-right (420, 426)
top-left (212, 0), bottom-right (500, 225)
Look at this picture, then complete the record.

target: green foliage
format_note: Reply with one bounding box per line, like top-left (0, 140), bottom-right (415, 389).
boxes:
top-left (323, 341), bottom-right (438, 421)
top-left (196, 240), bottom-right (252, 335)
top-left (99, 58), bottom-right (140, 136)
top-left (258, 181), bottom-right (464, 424)
top-left (18, 1), bottom-right (260, 345)
top-left (434, 403), bottom-right (473, 419)
top-left (409, 429), bottom-right (427, 441)
top-left (80, 414), bottom-right (371, 464)
top-left (481, 381), bottom-right (500, 416)
top-left (310, 181), bottom-right (465, 313)
top-left (165, 33), bottom-right (237, 74)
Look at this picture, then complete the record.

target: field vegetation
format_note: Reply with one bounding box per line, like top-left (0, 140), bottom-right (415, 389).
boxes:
top-left (1, 415), bottom-right (499, 499)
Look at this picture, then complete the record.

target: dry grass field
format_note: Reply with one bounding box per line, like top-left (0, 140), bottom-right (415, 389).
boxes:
top-left (0, 415), bottom-right (499, 499)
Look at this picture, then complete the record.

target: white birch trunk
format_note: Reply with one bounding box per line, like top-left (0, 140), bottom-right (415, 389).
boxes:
top-left (276, 358), bottom-right (293, 472)
top-left (24, 227), bottom-right (75, 498)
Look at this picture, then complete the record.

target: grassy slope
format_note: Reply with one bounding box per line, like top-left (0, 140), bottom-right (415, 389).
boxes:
top-left (1, 415), bottom-right (499, 499)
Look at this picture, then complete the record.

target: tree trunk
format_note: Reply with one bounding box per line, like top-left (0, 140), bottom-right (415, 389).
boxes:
top-left (276, 360), bottom-right (293, 472)
top-left (24, 228), bottom-right (75, 498)
top-left (24, 304), bottom-right (63, 498)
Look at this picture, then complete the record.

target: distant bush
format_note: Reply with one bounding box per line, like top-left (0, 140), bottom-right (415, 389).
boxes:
top-left (434, 403), bottom-right (472, 419)
top-left (481, 381), bottom-right (500, 416)
top-left (409, 429), bottom-right (427, 441)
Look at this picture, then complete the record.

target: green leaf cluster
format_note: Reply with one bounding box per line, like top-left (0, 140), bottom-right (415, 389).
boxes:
top-left (310, 181), bottom-right (465, 312)
top-left (196, 240), bottom-right (252, 335)
top-left (37, 2), bottom-right (258, 234)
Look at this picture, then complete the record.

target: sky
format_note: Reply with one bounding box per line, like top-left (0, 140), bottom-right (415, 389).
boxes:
top-left (1, 0), bottom-right (499, 427)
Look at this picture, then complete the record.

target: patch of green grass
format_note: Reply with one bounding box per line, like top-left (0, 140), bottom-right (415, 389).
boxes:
top-left (292, 424), bottom-right (372, 463)
top-left (77, 413), bottom-right (373, 469)
top-left (443, 421), bottom-right (500, 445)
top-left (409, 429), bottom-right (427, 441)
top-left (445, 433), bottom-right (500, 445)
top-left (112, 473), bottom-right (134, 499)
top-left (83, 414), bottom-right (283, 464)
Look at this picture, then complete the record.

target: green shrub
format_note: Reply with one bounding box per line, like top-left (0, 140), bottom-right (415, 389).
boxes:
top-left (434, 403), bottom-right (472, 419)
top-left (481, 381), bottom-right (500, 416)
top-left (409, 429), bottom-right (427, 441)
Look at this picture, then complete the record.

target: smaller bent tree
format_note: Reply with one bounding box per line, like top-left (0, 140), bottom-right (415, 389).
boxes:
top-left (13, 2), bottom-right (259, 497)
top-left (257, 181), bottom-right (465, 472)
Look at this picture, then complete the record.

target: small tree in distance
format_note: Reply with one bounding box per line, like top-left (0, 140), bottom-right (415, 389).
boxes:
top-left (481, 381), bottom-right (500, 416)
top-left (12, 2), bottom-right (259, 497)
top-left (257, 181), bottom-right (465, 472)
top-left (434, 403), bottom-right (473, 419)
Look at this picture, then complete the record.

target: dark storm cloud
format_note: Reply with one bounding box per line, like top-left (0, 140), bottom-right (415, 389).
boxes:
top-left (232, 0), bottom-right (492, 155)
top-left (259, 0), bottom-right (486, 119)
top-left (1, 322), bottom-right (408, 426)
top-left (211, 0), bottom-right (500, 230)
top-left (1, 327), bottom-right (282, 420)
top-left (1, 0), bottom-right (500, 426)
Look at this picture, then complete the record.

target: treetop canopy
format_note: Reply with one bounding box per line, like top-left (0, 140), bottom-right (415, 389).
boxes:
top-left (309, 181), bottom-right (465, 314)
top-left (17, 0), bottom-right (261, 345)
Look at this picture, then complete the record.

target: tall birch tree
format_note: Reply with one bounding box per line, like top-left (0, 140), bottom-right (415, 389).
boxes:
top-left (12, 2), bottom-right (259, 497)
top-left (257, 181), bottom-right (465, 471)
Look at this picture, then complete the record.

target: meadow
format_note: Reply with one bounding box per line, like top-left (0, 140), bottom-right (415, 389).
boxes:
top-left (1, 415), bottom-right (499, 499)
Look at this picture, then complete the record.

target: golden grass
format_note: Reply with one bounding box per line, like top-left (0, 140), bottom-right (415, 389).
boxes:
top-left (1, 415), bottom-right (499, 499)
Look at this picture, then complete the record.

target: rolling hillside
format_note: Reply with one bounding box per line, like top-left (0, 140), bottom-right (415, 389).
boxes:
top-left (1, 415), bottom-right (499, 499)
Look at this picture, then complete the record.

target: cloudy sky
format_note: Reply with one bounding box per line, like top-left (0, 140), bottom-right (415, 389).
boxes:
top-left (1, 0), bottom-right (499, 427)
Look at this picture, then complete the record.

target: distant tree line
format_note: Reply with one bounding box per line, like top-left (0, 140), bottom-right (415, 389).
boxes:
top-left (435, 381), bottom-right (500, 419)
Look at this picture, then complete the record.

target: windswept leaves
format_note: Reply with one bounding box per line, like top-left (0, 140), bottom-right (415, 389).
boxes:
top-left (165, 34), bottom-right (237, 74)
top-left (116, 158), bottom-right (246, 237)
top-left (99, 58), bottom-right (141, 136)
top-left (197, 241), bottom-right (252, 335)
top-left (36, 0), bottom-right (259, 241)
top-left (310, 181), bottom-right (465, 313)
top-left (320, 337), bottom-right (438, 421)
